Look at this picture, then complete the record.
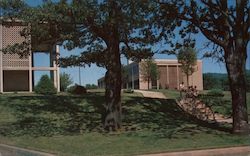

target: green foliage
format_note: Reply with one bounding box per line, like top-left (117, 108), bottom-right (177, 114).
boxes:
top-left (123, 89), bottom-right (134, 93)
top-left (207, 89), bottom-right (224, 97)
top-left (0, 93), bottom-right (249, 156)
top-left (66, 85), bottom-right (76, 93)
top-left (121, 65), bottom-right (129, 86)
top-left (60, 72), bottom-right (73, 92)
top-left (35, 75), bottom-right (57, 95)
top-left (198, 94), bottom-right (231, 117)
top-left (67, 84), bottom-right (87, 95)
top-left (140, 59), bottom-right (160, 89)
top-left (203, 73), bottom-right (220, 90)
top-left (198, 90), bottom-right (231, 116)
top-left (85, 84), bottom-right (98, 89)
top-left (177, 47), bottom-right (197, 85)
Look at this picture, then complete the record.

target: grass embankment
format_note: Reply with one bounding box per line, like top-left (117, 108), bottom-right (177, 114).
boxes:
top-left (158, 89), bottom-right (250, 118)
top-left (0, 90), bottom-right (249, 156)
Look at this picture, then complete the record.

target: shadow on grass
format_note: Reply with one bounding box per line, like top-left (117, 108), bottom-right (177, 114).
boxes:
top-left (122, 97), bottom-right (231, 138)
top-left (0, 94), bottom-right (230, 138)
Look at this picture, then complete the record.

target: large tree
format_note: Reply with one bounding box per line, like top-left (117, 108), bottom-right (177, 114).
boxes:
top-left (0, 0), bottom-right (158, 131)
top-left (159, 0), bottom-right (250, 134)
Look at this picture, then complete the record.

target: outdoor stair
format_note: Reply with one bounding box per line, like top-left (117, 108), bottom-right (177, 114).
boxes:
top-left (177, 98), bottom-right (216, 121)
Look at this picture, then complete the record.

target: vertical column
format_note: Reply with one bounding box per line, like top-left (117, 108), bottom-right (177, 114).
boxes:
top-left (56, 45), bottom-right (60, 92)
top-left (28, 24), bottom-right (32, 92)
top-left (166, 65), bottom-right (169, 85)
top-left (29, 51), bottom-right (32, 92)
top-left (176, 65), bottom-right (179, 89)
top-left (51, 47), bottom-right (56, 88)
top-left (0, 23), bottom-right (3, 93)
top-left (49, 46), bottom-right (57, 90)
top-left (131, 64), bottom-right (134, 90)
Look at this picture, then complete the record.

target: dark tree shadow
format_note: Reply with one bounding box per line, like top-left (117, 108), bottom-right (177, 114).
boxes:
top-left (0, 94), bottom-right (231, 138)
top-left (122, 97), bottom-right (231, 138)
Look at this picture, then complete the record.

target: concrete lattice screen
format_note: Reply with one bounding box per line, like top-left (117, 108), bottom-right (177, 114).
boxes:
top-left (2, 25), bottom-right (29, 68)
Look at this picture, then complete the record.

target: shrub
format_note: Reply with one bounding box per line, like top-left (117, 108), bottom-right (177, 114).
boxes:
top-left (123, 89), bottom-right (134, 93)
top-left (85, 84), bottom-right (98, 89)
top-left (198, 94), bottom-right (231, 116)
top-left (35, 75), bottom-right (57, 95)
top-left (67, 84), bottom-right (87, 95)
top-left (207, 89), bottom-right (224, 97)
top-left (60, 72), bottom-right (73, 92)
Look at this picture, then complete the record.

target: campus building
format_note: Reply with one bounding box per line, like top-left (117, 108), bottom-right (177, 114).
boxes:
top-left (98, 59), bottom-right (203, 90)
top-left (0, 20), bottom-right (60, 93)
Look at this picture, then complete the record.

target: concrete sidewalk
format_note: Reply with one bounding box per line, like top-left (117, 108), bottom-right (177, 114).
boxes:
top-left (0, 144), bottom-right (55, 156)
top-left (138, 146), bottom-right (250, 156)
top-left (134, 90), bottom-right (167, 99)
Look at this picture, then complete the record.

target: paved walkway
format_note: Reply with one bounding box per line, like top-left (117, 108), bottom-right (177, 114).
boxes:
top-left (134, 90), bottom-right (167, 99)
top-left (138, 146), bottom-right (250, 156)
top-left (0, 144), bottom-right (55, 156)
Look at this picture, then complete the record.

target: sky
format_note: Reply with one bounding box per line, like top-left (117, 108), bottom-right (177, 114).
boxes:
top-left (28, 0), bottom-right (250, 85)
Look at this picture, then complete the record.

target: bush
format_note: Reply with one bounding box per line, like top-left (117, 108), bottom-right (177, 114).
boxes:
top-left (123, 89), bottom-right (134, 93)
top-left (207, 89), bottom-right (224, 97)
top-left (35, 75), bottom-right (57, 95)
top-left (67, 84), bottom-right (87, 95)
top-left (198, 94), bottom-right (231, 116)
top-left (60, 72), bottom-right (73, 92)
top-left (85, 84), bottom-right (98, 89)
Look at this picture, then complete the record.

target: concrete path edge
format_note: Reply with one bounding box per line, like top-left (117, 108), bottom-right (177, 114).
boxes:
top-left (138, 146), bottom-right (250, 156)
top-left (0, 143), bottom-right (55, 156)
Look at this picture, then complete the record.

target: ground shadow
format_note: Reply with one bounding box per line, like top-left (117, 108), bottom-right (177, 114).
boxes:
top-left (0, 93), bottom-right (231, 138)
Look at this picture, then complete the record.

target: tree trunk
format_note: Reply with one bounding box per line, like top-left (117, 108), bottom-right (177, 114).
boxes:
top-left (186, 74), bottom-right (189, 87)
top-left (148, 77), bottom-right (150, 90)
top-left (225, 45), bottom-right (249, 134)
top-left (103, 31), bottom-right (122, 131)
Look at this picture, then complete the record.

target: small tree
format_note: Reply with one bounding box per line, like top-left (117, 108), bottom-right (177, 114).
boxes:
top-left (35, 75), bottom-right (57, 95)
top-left (121, 65), bottom-right (129, 89)
top-left (60, 72), bottom-right (73, 92)
top-left (177, 47), bottom-right (197, 86)
top-left (140, 59), bottom-right (160, 90)
top-left (85, 84), bottom-right (98, 89)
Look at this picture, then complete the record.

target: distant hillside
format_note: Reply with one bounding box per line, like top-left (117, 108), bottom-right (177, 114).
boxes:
top-left (203, 70), bottom-right (250, 91)
top-left (203, 73), bottom-right (227, 79)
top-left (204, 69), bottom-right (250, 78)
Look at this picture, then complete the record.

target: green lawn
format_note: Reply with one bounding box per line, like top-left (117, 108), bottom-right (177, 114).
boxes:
top-left (157, 89), bottom-right (250, 117)
top-left (0, 91), bottom-right (249, 156)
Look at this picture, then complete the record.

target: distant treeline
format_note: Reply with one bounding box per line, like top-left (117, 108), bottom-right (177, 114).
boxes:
top-left (203, 70), bottom-right (250, 92)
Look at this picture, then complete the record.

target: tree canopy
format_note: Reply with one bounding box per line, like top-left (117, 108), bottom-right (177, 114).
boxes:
top-left (140, 59), bottom-right (160, 90)
top-left (60, 72), bottom-right (73, 92)
top-left (177, 47), bottom-right (197, 86)
top-left (159, 0), bottom-right (250, 134)
top-left (0, 0), bottom-right (162, 131)
top-left (1, 0), bottom-right (250, 134)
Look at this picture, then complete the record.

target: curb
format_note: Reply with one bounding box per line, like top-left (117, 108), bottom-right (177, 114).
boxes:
top-left (138, 146), bottom-right (250, 156)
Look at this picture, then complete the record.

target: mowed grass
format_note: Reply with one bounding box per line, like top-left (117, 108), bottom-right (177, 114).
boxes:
top-left (0, 91), bottom-right (249, 156)
top-left (158, 89), bottom-right (250, 117)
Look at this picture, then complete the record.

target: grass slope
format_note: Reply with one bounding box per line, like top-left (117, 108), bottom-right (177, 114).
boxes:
top-left (0, 91), bottom-right (249, 156)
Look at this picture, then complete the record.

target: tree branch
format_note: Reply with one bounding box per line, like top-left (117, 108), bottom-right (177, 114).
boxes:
top-left (177, 13), bottom-right (226, 48)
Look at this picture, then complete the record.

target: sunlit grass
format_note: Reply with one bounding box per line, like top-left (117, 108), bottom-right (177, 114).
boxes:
top-left (0, 91), bottom-right (249, 156)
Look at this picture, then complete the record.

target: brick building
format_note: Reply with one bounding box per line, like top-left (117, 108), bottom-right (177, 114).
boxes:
top-left (98, 59), bottom-right (203, 90)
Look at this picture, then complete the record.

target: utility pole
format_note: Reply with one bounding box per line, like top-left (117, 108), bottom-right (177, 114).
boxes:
top-left (79, 66), bottom-right (81, 86)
